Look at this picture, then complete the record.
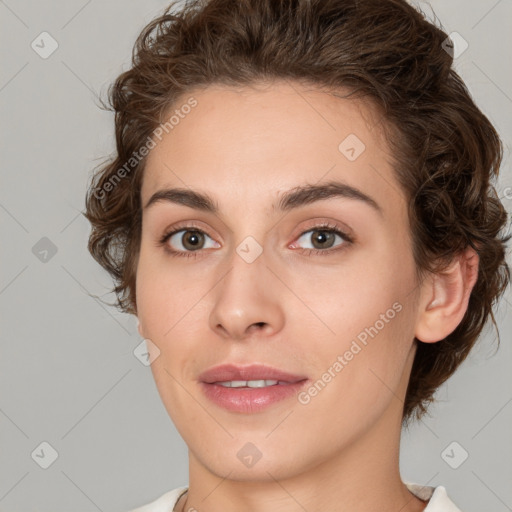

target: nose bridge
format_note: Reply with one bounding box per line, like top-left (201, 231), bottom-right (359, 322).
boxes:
top-left (208, 238), bottom-right (285, 340)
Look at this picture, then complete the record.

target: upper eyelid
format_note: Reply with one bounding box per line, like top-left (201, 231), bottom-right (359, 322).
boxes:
top-left (165, 221), bottom-right (347, 235)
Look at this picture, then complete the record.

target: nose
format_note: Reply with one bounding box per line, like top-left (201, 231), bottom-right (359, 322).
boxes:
top-left (208, 250), bottom-right (285, 341)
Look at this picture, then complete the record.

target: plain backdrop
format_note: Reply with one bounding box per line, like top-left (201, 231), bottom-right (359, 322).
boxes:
top-left (1, 1), bottom-right (511, 511)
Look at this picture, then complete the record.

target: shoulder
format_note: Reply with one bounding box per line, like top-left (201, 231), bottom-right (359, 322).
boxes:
top-left (405, 482), bottom-right (464, 512)
top-left (127, 487), bottom-right (189, 512)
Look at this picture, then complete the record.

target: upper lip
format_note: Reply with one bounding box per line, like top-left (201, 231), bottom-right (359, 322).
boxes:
top-left (199, 364), bottom-right (307, 384)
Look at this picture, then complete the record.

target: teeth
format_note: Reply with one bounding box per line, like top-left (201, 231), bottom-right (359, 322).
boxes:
top-left (217, 379), bottom-right (279, 388)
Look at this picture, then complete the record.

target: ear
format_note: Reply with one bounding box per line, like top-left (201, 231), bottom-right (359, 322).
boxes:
top-left (136, 316), bottom-right (144, 338)
top-left (415, 247), bottom-right (479, 343)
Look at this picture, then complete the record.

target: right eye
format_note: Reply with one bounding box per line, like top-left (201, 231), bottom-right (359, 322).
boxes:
top-left (159, 227), bottom-right (220, 257)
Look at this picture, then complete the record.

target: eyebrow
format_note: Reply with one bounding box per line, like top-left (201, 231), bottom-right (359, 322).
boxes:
top-left (143, 180), bottom-right (383, 216)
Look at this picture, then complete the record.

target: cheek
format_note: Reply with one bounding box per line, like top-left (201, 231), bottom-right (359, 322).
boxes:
top-left (305, 246), bottom-right (417, 387)
top-left (135, 249), bottom-right (209, 375)
top-left (296, 244), bottom-right (411, 340)
top-left (135, 244), bottom-right (208, 339)
top-left (296, 302), bottom-right (415, 438)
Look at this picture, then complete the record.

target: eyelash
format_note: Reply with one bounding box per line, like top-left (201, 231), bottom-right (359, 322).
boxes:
top-left (157, 221), bottom-right (353, 259)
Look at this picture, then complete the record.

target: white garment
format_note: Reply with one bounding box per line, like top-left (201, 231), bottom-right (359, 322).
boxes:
top-left (128, 482), bottom-right (463, 512)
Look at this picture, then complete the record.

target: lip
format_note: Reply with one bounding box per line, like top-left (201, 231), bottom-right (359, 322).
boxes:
top-left (199, 363), bottom-right (309, 413)
top-left (199, 363), bottom-right (307, 384)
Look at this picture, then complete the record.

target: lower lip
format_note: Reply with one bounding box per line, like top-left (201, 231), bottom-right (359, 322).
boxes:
top-left (200, 381), bottom-right (309, 413)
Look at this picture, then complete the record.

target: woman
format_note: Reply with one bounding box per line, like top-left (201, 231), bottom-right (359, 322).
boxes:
top-left (84, 0), bottom-right (510, 510)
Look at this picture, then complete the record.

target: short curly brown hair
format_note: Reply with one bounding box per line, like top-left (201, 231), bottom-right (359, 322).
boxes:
top-left (84, 0), bottom-right (511, 423)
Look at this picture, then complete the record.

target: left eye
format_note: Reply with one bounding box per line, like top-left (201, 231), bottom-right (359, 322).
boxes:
top-left (293, 228), bottom-right (347, 251)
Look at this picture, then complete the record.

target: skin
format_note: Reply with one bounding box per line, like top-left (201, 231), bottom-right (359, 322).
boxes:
top-left (135, 80), bottom-right (479, 512)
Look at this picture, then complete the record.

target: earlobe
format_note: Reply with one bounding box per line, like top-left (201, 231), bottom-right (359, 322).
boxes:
top-left (136, 316), bottom-right (144, 338)
top-left (415, 247), bottom-right (479, 343)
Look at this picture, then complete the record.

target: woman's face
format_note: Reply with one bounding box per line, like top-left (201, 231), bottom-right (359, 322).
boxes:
top-left (136, 81), bottom-right (425, 481)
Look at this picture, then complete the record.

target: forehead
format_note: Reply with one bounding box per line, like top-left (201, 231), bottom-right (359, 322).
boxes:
top-left (141, 81), bottom-right (403, 215)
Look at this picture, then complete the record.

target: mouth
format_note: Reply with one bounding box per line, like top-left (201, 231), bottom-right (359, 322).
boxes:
top-left (213, 379), bottom-right (289, 388)
top-left (198, 363), bottom-right (309, 413)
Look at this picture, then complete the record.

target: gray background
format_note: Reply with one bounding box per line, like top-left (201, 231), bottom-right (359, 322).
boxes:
top-left (0, 0), bottom-right (511, 511)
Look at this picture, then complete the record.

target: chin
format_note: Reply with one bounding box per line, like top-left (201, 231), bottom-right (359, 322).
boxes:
top-left (192, 438), bottom-right (319, 483)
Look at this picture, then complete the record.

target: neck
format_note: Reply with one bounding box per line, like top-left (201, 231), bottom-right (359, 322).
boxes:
top-left (177, 399), bottom-right (426, 512)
